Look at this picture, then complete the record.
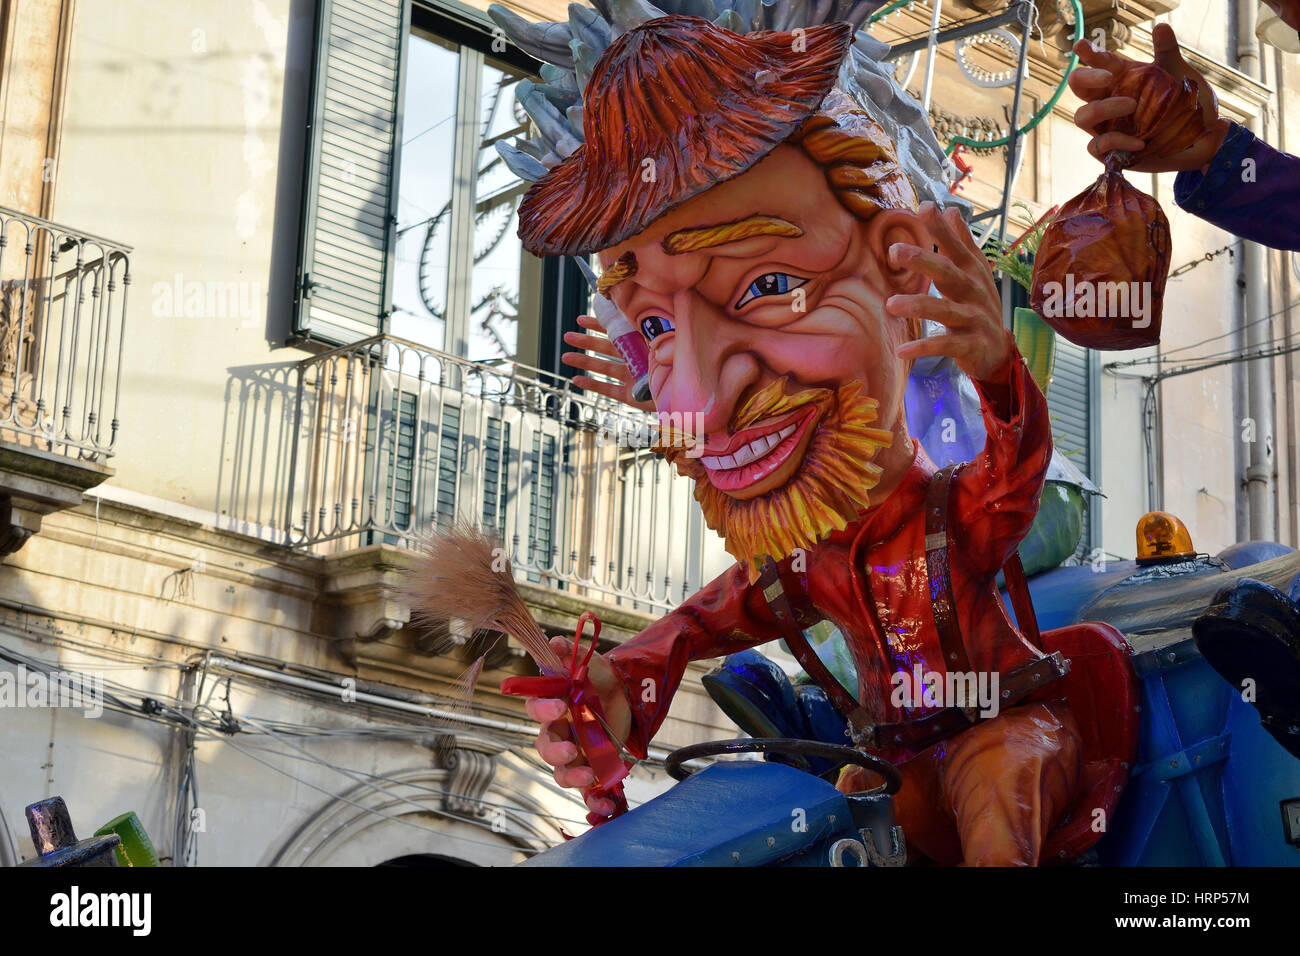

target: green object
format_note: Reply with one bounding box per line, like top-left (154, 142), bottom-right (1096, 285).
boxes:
top-left (867, 0), bottom-right (915, 23)
top-left (791, 620), bottom-right (859, 694)
top-left (983, 202), bottom-right (1055, 293)
top-left (944, 0), bottom-right (1085, 154)
top-left (1012, 306), bottom-right (1057, 398)
top-left (1016, 481), bottom-right (1086, 578)
top-left (94, 812), bottom-right (160, 868)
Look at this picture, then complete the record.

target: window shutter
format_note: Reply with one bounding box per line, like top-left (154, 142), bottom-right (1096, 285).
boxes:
top-left (295, 0), bottom-right (410, 345)
top-left (1048, 338), bottom-right (1092, 481)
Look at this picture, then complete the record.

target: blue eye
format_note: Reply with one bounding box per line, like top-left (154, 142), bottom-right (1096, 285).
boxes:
top-left (641, 316), bottom-right (674, 341)
top-left (735, 272), bottom-right (809, 309)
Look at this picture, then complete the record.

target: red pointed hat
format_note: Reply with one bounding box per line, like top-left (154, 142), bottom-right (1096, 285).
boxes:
top-left (517, 15), bottom-right (854, 257)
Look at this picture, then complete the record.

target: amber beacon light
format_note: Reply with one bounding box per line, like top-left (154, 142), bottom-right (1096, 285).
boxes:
top-left (1135, 511), bottom-right (1197, 565)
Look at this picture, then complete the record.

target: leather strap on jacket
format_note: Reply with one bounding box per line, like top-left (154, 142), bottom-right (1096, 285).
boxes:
top-left (758, 558), bottom-right (874, 743)
top-left (1002, 551), bottom-right (1042, 649)
top-left (925, 463), bottom-right (1046, 654)
top-left (756, 461), bottom-right (1066, 753)
top-left (865, 652), bottom-right (1069, 751)
top-left (924, 464), bottom-right (973, 672)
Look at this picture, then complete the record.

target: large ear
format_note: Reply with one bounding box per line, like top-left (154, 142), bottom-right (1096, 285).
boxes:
top-left (864, 207), bottom-right (933, 299)
top-left (865, 207), bottom-right (932, 346)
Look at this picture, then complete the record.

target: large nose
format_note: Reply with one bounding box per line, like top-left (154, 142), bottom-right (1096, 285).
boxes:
top-left (660, 289), bottom-right (758, 436)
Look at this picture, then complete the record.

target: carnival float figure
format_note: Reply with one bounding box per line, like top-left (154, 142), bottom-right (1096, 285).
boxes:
top-left (476, 6), bottom-right (1141, 867)
top-left (406, 0), bottom-right (1300, 867)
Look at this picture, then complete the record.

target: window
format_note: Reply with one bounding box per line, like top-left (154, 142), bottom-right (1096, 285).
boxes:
top-left (390, 31), bottom-right (537, 362)
top-left (365, 373), bottom-right (513, 545)
top-left (293, 0), bottom-right (559, 367)
top-left (295, 1), bottom-right (583, 555)
top-left (294, 0), bottom-right (409, 346)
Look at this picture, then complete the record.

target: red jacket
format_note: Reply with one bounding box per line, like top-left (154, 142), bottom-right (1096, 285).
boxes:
top-left (607, 348), bottom-right (1055, 763)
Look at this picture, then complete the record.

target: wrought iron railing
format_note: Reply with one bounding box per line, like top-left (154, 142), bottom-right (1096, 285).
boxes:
top-left (0, 206), bottom-right (130, 462)
top-left (283, 335), bottom-right (730, 613)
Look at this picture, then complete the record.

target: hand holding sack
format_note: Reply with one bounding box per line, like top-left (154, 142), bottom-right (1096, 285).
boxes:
top-left (1031, 65), bottom-right (1208, 349)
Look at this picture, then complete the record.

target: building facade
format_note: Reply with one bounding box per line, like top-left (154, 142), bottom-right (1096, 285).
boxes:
top-left (0, 0), bottom-right (1295, 865)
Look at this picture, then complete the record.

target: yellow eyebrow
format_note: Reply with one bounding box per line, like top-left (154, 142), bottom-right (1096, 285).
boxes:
top-left (596, 251), bottom-right (637, 297)
top-left (662, 215), bottom-right (803, 256)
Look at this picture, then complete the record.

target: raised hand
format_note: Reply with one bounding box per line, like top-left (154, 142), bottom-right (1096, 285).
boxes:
top-left (887, 203), bottom-right (1014, 384)
top-left (525, 636), bottom-right (634, 821)
top-left (1069, 23), bottom-right (1229, 174)
top-left (562, 315), bottom-right (657, 413)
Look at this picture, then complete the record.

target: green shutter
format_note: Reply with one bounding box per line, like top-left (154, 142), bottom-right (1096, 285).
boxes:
top-left (527, 431), bottom-right (556, 577)
top-left (1047, 337), bottom-right (1095, 552)
top-left (295, 0), bottom-right (410, 345)
top-left (482, 417), bottom-right (510, 537)
top-left (1048, 338), bottom-right (1091, 479)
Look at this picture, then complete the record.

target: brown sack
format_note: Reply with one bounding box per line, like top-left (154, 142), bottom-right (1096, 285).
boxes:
top-left (1030, 64), bottom-right (1204, 350)
top-left (1030, 164), bottom-right (1171, 350)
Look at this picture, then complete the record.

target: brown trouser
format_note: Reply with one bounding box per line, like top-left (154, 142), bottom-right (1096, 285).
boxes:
top-left (838, 700), bottom-right (1082, 866)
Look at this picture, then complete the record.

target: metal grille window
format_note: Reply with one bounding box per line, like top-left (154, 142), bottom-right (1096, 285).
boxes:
top-left (387, 390), bottom-right (418, 531)
top-left (1050, 339), bottom-right (1092, 475)
top-left (1049, 337), bottom-right (1099, 554)
top-left (377, 390), bottom-right (460, 533)
top-left (280, 3), bottom-right (768, 609)
top-left (434, 401), bottom-right (461, 526)
top-left (527, 431), bottom-right (556, 578)
top-left (295, 3), bottom-right (566, 560)
top-left (482, 416), bottom-right (510, 536)
top-left (367, 377), bottom-right (517, 544)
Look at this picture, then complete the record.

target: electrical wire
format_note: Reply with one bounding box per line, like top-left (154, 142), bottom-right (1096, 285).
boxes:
top-left (1105, 298), bottom-right (1300, 373)
top-left (0, 596), bottom-right (541, 731)
top-left (233, 711), bottom-right (591, 830)
top-left (0, 637), bottom-right (591, 857)
top-left (1167, 243), bottom-right (1235, 280)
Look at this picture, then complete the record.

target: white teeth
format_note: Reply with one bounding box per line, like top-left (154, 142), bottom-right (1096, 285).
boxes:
top-left (701, 422), bottom-right (798, 471)
top-left (731, 437), bottom-right (763, 467)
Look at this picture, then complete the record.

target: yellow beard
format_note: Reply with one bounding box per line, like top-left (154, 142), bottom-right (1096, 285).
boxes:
top-left (655, 377), bottom-right (894, 582)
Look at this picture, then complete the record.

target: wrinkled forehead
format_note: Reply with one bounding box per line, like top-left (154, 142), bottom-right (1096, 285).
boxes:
top-left (594, 145), bottom-right (831, 290)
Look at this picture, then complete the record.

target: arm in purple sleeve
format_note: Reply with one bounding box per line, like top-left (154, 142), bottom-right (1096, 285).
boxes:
top-left (1174, 122), bottom-right (1300, 252)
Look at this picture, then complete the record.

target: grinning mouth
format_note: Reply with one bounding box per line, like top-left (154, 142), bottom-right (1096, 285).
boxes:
top-left (700, 405), bottom-right (821, 493)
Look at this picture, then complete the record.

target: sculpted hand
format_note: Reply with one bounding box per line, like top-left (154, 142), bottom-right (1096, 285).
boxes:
top-left (888, 203), bottom-right (1013, 384)
top-left (526, 636), bottom-right (635, 820)
top-left (1069, 23), bottom-right (1229, 174)
top-left (562, 315), bottom-right (657, 413)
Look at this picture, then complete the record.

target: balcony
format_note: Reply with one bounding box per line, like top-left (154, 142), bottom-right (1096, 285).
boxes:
top-left (0, 206), bottom-right (127, 555)
top-left (282, 335), bottom-right (728, 651)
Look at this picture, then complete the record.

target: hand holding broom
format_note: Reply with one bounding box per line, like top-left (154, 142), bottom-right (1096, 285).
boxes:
top-left (407, 525), bottom-right (634, 825)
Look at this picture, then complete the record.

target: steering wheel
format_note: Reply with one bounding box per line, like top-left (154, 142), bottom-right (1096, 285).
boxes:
top-left (664, 738), bottom-right (903, 796)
